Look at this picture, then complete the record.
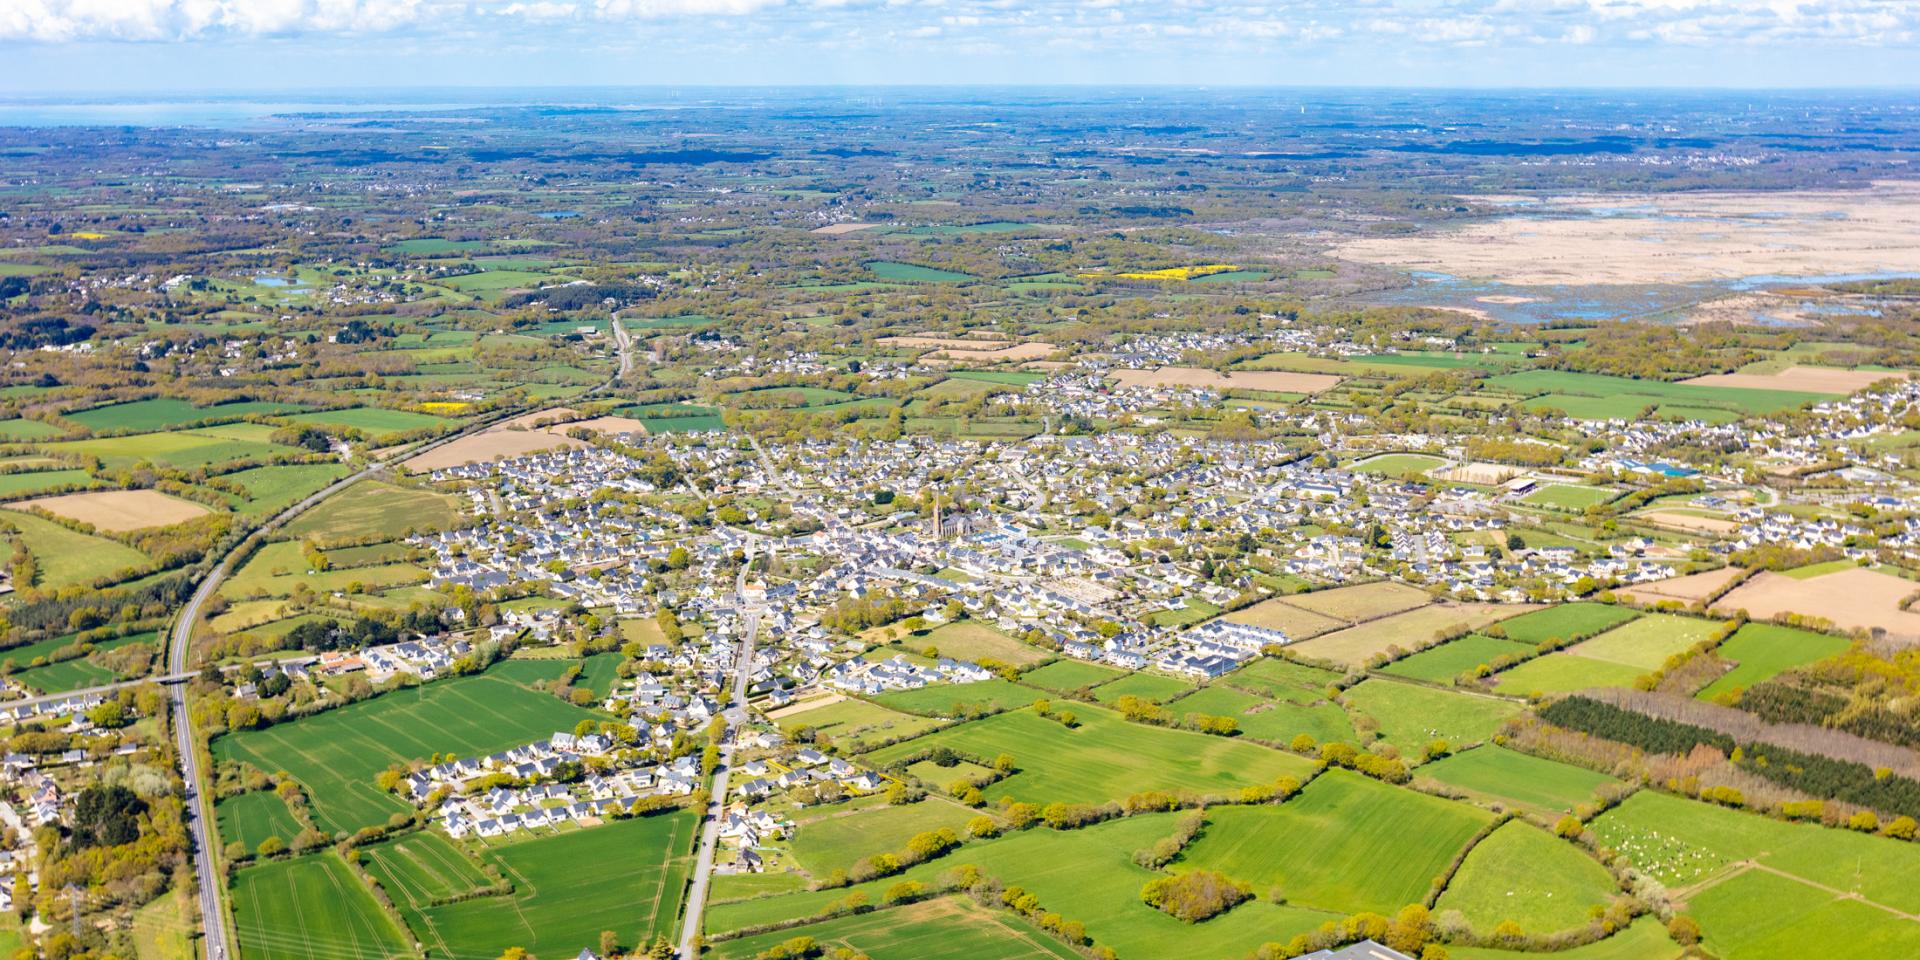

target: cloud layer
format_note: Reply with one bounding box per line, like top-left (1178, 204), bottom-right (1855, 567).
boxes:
top-left (3, 0), bottom-right (1916, 46)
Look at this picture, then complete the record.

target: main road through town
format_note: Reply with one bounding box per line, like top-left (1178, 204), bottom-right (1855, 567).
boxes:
top-left (677, 549), bottom-right (759, 958)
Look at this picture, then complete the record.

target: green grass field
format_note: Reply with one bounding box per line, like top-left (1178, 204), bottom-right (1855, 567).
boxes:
top-left (1018, 659), bottom-right (1125, 693)
top-left (283, 407), bottom-right (454, 440)
top-left (1162, 685), bottom-right (1354, 744)
top-left (1436, 821), bottom-right (1617, 935)
top-left (864, 703), bottom-right (1313, 806)
top-left (1593, 790), bottom-right (1920, 912)
top-left (0, 468), bottom-right (96, 497)
top-left (0, 419), bottom-right (63, 441)
top-left (1182, 770), bottom-right (1493, 915)
top-left (1219, 657), bottom-right (1345, 698)
top-left (1340, 679), bottom-right (1520, 753)
top-left (229, 853), bottom-right (412, 960)
top-left (774, 697), bottom-right (945, 751)
top-left (710, 896), bottom-right (1083, 960)
top-left (1488, 369), bottom-right (1836, 417)
top-left (707, 813), bottom-right (1339, 958)
top-left (1418, 746), bottom-right (1622, 815)
top-left (1382, 634), bottom-right (1536, 683)
top-left (1492, 603), bottom-right (1639, 645)
top-left (0, 510), bottom-right (148, 589)
top-left (788, 799), bottom-right (981, 877)
top-left (868, 261), bottom-right (975, 282)
top-left (67, 398), bottom-right (308, 433)
top-left (1089, 672), bottom-right (1194, 704)
top-left (1570, 613), bottom-right (1721, 671)
top-left (220, 463), bottom-right (354, 517)
top-left (12, 630), bottom-right (156, 693)
top-left (279, 480), bottom-right (462, 543)
top-left (212, 669), bottom-right (602, 833)
top-left (1686, 867), bottom-right (1920, 960)
top-left (414, 813), bottom-right (696, 957)
top-left (1696, 623), bottom-right (1852, 701)
top-left (874, 679), bottom-right (1043, 717)
top-left (359, 831), bottom-right (494, 910)
top-left (216, 791), bottom-right (303, 851)
top-left (898, 621), bottom-right (1050, 667)
top-left (47, 429), bottom-right (297, 471)
top-left (1492, 653), bottom-right (1647, 697)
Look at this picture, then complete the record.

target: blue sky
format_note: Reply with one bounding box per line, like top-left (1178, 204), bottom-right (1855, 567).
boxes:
top-left (1, 1), bottom-right (1917, 91)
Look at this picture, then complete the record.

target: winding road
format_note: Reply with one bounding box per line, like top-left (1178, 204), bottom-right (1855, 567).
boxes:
top-left (165, 315), bottom-right (635, 959)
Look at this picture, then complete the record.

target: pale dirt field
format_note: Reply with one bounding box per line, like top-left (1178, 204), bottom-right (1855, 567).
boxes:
top-left (934, 342), bottom-right (1062, 363)
top-left (881, 335), bottom-right (1020, 349)
top-left (11, 489), bottom-right (209, 532)
top-left (811, 223), bottom-right (886, 236)
top-left (1334, 182), bottom-right (1920, 286)
top-left (1283, 580), bottom-right (1435, 622)
top-left (1619, 566), bottom-right (1746, 604)
top-left (1713, 568), bottom-right (1920, 640)
top-left (1432, 462), bottom-right (1523, 484)
top-left (1291, 602), bottom-right (1519, 667)
top-left (1225, 598), bottom-right (1349, 639)
top-left (765, 694), bottom-right (847, 721)
top-left (404, 408), bottom-right (649, 472)
top-left (1109, 367), bottom-right (1343, 394)
top-left (1680, 365), bottom-right (1906, 395)
top-left (1637, 510), bottom-right (1739, 534)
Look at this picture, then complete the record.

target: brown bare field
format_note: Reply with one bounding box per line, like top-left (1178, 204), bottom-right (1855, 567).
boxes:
top-left (811, 223), bottom-right (885, 236)
top-left (1292, 602), bottom-right (1520, 667)
top-left (1432, 462), bottom-right (1523, 484)
top-left (1334, 183), bottom-right (1920, 286)
top-left (1713, 568), bottom-right (1920, 640)
top-left (880, 335), bottom-right (1018, 349)
top-left (1619, 566), bottom-right (1745, 605)
top-left (1108, 367), bottom-right (1343, 394)
top-left (11, 489), bottom-right (209, 532)
top-left (935, 342), bottom-right (1061, 363)
top-left (556, 416), bottom-right (648, 436)
top-left (1637, 511), bottom-right (1738, 534)
top-left (765, 693), bottom-right (847, 720)
top-left (1679, 365), bottom-right (1904, 395)
top-left (1224, 599), bottom-right (1348, 639)
top-left (405, 408), bottom-right (652, 472)
top-left (1283, 581), bottom-right (1434, 623)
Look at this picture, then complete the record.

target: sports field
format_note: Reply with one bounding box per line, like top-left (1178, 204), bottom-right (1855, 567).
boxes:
top-left (1382, 634), bottom-right (1535, 682)
top-left (1521, 484), bottom-right (1619, 510)
top-left (863, 703), bottom-right (1314, 805)
top-left (1418, 746), bottom-right (1622, 815)
top-left (1349, 453), bottom-right (1448, 478)
top-left (212, 669), bottom-right (602, 833)
top-left (1491, 603), bottom-right (1639, 645)
top-left (710, 896), bottom-right (1082, 960)
top-left (1435, 821), bottom-right (1617, 935)
top-left (415, 813), bottom-right (696, 956)
top-left (215, 791), bottom-right (302, 851)
top-left (230, 853), bottom-right (412, 960)
top-left (1695, 623), bottom-right (1851, 701)
top-left (1181, 770), bottom-right (1493, 915)
top-left (1340, 679), bottom-right (1521, 753)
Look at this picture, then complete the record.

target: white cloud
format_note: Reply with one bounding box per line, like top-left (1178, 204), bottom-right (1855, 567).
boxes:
top-left (0, 0), bottom-right (430, 41)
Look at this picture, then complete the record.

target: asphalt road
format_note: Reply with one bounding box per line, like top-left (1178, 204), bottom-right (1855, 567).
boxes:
top-left (677, 553), bottom-right (759, 958)
top-left (165, 319), bottom-right (636, 957)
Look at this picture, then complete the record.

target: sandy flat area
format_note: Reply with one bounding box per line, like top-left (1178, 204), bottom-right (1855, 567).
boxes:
top-left (1637, 511), bottom-right (1739, 534)
top-left (1335, 182), bottom-right (1920, 286)
top-left (1714, 568), bottom-right (1920, 640)
top-left (405, 408), bottom-right (649, 472)
top-left (1680, 365), bottom-right (1906, 395)
top-left (811, 223), bottom-right (885, 236)
top-left (1110, 367), bottom-right (1343, 395)
top-left (880, 335), bottom-right (1019, 349)
top-left (1619, 566), bottom-right (1745, 604)
top-left (936, 342), bottom-right (1060, 363)
top-left (11, 489), bottom-right (209, 532)
top-left (765, 693), bottom-right (846, 720)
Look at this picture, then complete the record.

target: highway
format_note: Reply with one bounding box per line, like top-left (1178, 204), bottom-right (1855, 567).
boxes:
top-left (676, 550), bottom-right (760, 959)
top-left (164, 316), bottom-right (636, 959)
